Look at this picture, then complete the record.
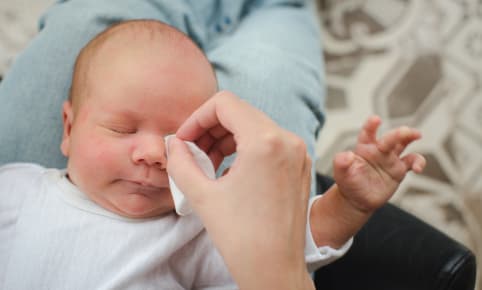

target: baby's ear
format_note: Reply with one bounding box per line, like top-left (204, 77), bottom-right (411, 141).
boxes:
top-left (60, 101), bottom-right (74, 157)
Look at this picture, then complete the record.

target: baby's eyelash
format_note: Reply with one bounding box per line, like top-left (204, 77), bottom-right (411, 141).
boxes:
top-left (109, 127), bottom-right (137, 134)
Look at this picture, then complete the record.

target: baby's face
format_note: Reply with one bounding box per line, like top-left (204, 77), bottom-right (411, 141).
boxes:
top-left (61, 41), bottom-right (216, 218)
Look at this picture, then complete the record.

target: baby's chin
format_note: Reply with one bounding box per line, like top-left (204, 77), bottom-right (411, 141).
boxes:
top-left (101, 190), bottom-right (176, 219)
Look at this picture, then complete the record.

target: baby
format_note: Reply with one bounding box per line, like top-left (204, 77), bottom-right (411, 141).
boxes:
top-left (0, 20), bottom-right (425, 289)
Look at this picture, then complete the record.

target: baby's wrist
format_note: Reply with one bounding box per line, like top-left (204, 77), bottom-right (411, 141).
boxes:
top-left (309, 186), bottom-right (372, 248)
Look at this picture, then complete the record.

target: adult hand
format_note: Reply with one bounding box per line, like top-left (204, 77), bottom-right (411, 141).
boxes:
top-left (167, 91), bottom-right (315, 290)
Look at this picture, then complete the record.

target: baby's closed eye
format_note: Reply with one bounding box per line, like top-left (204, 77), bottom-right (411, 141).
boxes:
top-left (99, 123), bottom-right (137, 135)
top-left (109, 127), bottom-right (137, 134)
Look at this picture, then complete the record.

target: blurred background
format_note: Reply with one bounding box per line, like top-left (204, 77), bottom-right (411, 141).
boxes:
top-left (1, 0), bottom-right (480, 288)
top-left (316, 1), bottom-right (481, 288)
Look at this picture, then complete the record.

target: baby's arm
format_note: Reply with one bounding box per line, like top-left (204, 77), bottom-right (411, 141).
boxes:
top-left (309, 116), bottom-right (426, 248)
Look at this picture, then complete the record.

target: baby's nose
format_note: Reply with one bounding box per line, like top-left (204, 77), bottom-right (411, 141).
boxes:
top-left (132, 136), bottom-right (167, 169)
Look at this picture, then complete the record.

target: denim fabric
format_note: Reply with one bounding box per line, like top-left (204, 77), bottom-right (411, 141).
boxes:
top-left (0, 0), bottom-right (325, 196)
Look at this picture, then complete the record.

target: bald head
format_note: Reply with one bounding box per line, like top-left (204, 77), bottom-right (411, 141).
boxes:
top-left (69, 20), bottom-right (216, 111)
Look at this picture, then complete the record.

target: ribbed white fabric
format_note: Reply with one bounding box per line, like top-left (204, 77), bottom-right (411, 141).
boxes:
top-left (0, 163), bottom-right (236, 290)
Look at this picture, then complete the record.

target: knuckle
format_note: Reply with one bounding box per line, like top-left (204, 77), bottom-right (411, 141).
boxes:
top-left (285, 132), bottom-right (307, 157)
top-left (254, 131), bottom-right (307, 158)
top-left (215, 90), bottom-right (232, 97)
top-left (257, 132), bottom-right (285, 156)
top-left (292, 135), bottom-right (307, 153)
top-left (213, 90), bottom-right (236, 104)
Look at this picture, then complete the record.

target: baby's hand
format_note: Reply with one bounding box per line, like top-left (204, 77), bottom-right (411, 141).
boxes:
top-left (333, 115), bottom-right (425, 213)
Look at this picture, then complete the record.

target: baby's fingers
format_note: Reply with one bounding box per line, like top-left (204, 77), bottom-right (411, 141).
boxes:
top-left (401, 153), bottom-right (426, 173)
top-left (333, 151), bottom-right (356, 177)
top-left (378, 127), bottom-right (421, 155)
top-left (358, 115), bottom-right (382, 144)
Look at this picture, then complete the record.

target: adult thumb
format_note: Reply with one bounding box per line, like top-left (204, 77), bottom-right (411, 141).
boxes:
top-left (166, 136), bottom-right (214, 201)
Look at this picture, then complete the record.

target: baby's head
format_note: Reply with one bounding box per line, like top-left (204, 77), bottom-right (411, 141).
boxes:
top-left (61, 20), bottom-right (217, 219)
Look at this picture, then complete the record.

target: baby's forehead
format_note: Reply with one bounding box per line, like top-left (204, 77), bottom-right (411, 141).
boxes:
top-left (86, 22), bottom-right (215, 82)
top-left (72, 20), bottom-right (217, 109)
top-left (94, 21), bottom-right (193, 57)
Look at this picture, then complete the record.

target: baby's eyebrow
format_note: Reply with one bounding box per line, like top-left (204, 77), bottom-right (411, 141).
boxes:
top-left (100, 108), bottom-right (142, 122)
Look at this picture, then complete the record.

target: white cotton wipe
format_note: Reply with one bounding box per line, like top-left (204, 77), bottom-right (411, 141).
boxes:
top-left (164, 135), bottom-right (216, 216)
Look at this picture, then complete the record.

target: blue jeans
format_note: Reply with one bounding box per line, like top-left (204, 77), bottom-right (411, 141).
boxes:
top-left (0, 0), bottom-right (325, 196)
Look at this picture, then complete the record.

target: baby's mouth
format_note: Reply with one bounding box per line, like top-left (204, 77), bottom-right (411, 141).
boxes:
top-left (124, 180), bottom-right (168, 192)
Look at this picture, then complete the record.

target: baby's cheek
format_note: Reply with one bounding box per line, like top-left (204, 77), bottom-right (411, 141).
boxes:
top-left (95, 139), bottom-right (131, 171)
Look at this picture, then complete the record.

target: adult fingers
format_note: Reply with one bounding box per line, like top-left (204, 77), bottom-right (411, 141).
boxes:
top-left (176, 91), bottom-right (275, 144)
top-left (166, 137), bottom-right (214, 202)
top-left (205, 133), bottom-right (236, 170)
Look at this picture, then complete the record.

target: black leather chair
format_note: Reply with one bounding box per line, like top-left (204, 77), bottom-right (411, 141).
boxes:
top-left (314, 174), bottom-right (477, 290)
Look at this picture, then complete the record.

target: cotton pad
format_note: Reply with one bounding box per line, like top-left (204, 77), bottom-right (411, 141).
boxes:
top-left (164, 135), bottom-right (216, 216)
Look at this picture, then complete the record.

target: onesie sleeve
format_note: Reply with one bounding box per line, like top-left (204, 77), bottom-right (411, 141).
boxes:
top-left (305, 195), bottom-right (353, 273)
